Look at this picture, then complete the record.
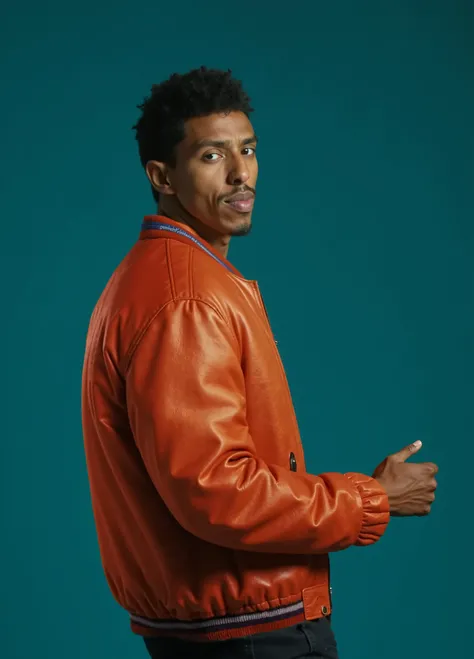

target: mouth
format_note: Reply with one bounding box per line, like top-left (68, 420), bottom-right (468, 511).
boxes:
top-left (223, 192), bottom-right (255, 214)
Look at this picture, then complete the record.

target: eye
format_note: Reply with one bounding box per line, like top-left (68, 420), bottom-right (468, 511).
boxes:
top-left (242, 147), bottom-right (255, 156)
top-left (203, 152), bottom-right (222, 161)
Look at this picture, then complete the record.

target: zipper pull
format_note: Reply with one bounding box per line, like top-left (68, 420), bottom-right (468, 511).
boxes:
top-left (289, 452), bottom-right (297, 472)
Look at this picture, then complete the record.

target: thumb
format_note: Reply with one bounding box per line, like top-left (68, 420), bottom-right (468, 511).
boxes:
top-left (391, 440), bottom-right (422, 463)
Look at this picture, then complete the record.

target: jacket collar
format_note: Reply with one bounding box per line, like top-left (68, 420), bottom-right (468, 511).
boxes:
top-left (140, 215), bottom-right (244, 277)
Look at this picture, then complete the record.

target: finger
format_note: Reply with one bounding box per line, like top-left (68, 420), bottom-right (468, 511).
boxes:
top-left (391, 440), bottom-right (422, 463)
top-left (424, 462), bottom-right (438, 475)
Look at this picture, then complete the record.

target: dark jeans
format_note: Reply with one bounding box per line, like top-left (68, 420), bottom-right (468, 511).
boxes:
top-left (143, 618), bottom-right (339, 658)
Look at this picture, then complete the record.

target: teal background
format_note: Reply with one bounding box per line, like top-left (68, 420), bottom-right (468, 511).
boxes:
top-left (1, 1), bottom-right (472, 657)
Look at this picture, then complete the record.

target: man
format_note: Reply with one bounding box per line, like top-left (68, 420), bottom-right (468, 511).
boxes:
top-left (81, 67), bottom-right (438, 658)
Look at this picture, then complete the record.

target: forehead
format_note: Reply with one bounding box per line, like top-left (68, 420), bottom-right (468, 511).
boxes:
top-left (182, 112), bottom-right (255, 148)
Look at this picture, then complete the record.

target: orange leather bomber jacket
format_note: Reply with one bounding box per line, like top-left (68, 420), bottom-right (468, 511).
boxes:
top-left (81, 215), bottom-right (390, 642)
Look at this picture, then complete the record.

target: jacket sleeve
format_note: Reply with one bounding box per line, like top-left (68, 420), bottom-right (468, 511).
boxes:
top-left (125, 298), bottom-right (389, 554)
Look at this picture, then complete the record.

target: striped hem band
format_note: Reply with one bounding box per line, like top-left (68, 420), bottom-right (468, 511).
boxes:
top-left (130, 600), bottom-right (305, 634)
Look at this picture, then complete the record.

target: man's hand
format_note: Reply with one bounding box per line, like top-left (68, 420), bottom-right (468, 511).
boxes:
top-left (372, 441), bottom-right (438, 516)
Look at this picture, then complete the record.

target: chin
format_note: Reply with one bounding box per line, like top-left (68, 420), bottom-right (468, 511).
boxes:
top-left (221, 209), bottom-right (253, 237)
top-left (229, 218), bottom-right (252, 237)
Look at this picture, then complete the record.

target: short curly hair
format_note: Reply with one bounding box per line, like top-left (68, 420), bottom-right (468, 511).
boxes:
top-left (133, 66), bottom-right (254, 203)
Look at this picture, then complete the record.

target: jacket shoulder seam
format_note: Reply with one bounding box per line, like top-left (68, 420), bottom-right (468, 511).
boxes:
top-left (123, 297), bottom-right (238, 374)
top-left (165, 239), bottom-right (176, 298)
top-left (189, 247), bottom-right (194, 298)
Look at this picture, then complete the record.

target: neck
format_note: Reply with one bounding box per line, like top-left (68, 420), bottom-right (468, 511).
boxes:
top-left (158, 199), bottom-right (231, 258)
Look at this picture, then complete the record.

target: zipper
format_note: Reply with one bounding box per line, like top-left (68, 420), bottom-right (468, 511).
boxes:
top-left (328, 556), bottom-right (333, 609)
top-left (255, 285), bottom-right (305, 460)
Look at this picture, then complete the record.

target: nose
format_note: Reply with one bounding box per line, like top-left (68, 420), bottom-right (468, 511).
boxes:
top-left (227, 154), bottom-right (249, 186)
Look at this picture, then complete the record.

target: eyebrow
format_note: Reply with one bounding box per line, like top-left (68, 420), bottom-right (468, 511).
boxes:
top-left (193, 134), bottom-right (258, 150)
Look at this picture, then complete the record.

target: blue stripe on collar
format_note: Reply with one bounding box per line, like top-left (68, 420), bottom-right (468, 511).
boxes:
top-left (141, 222), bottom-right (233, 273)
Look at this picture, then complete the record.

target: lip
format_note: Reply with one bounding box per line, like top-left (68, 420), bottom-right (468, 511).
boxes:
top-left (224, 192), bottom-right (255, 213)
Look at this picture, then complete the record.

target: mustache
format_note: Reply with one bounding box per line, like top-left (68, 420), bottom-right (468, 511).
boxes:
top-left (218, 185), bottom-right (256, 202)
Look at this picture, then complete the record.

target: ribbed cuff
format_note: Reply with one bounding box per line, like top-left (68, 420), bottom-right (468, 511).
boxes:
top-left (344, 472), bottom-right (390, 546)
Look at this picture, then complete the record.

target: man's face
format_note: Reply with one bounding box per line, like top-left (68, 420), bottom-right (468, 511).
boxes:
top-left (166, 111), bottom-right (258, 237)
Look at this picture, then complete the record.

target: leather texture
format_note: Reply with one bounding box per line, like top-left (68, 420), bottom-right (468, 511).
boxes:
top-left (81, 215), bottom-right (390, 638)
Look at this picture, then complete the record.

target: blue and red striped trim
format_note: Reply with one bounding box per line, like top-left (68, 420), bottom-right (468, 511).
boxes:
top-left (141, 221), bottom-right (234, 273)
top-left (130, 600), bottom-right (305, 641)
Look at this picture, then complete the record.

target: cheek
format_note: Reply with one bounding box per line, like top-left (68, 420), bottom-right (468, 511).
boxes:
top-left (171, 168), bottom-right (200, 207)
top-left (252, 159), bottom-right (259, 181)
top-left (186, 167), bottom-right (223, 206)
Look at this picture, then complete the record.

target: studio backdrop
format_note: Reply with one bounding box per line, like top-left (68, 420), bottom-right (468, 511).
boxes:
top-left (1, 1), bottom-right (472, 658)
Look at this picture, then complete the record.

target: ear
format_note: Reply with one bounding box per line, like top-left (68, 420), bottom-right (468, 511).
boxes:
top-left (145, 161), bottom-right (176, 196)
